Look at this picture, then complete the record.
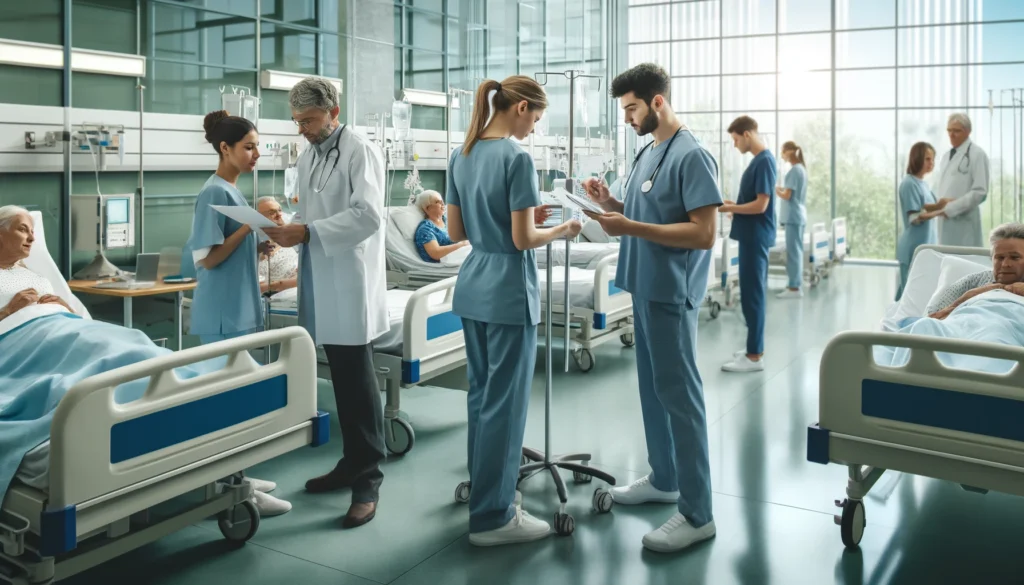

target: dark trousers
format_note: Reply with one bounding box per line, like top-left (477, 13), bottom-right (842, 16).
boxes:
top-left (322, 343), bottom-right (385, 503)
top-left (737, 240), bottom-right (770, 356)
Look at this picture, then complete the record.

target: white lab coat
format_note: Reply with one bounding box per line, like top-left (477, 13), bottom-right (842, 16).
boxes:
top-left (934, 138), bottom-right (990, 247)
top-left (296, 125), bottom-right (388, 346)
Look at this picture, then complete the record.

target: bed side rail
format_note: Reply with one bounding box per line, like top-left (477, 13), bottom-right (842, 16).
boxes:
top-left (817, 330), bottom-right (1024, 468)
top-left (593, 252), bottom-right (630, 323)
top-left (831, 217), bottom-right (847, 259)
top-left (49, 327), bottom-right (320, 510)
top-left (402, 276), bottom-right (464, 382)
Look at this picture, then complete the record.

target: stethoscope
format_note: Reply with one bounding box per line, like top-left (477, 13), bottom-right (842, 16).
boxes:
top-left (956, 143), bottom-right (972, 174)
top-left (624, 128), bottom-right (685, 194)
top-left (311, 125), bottom-right (346, 193)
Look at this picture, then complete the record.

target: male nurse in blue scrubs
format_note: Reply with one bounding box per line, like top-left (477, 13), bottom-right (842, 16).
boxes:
top-left (719, 116), bottom-right (776, 374)
top-left (583, 62), bottom-right (721, 554)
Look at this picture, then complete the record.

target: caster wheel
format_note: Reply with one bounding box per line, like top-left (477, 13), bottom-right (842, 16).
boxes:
top-left (385, 417), bottom-right (415, 455)
top-left (619, 333), bottom-right (635, 347)
top-left (454, 481), bottom-right (471, 504)
top-left (554, 512), bottom-right (575, 536)
top-left (592, 488), bottom-right (613, 514)
top-left (573, 470), bottom-right (593, 484)
top-left (838, 499), bottom-right (865, 549)
top-left (710, 301), bottom-right (721, 319)
top-left (572, 349), bottom-right (594, 373)
top-left (218, 500), bottom-right (260, 544)
top-left (811, 273), bottom-right (822, 287)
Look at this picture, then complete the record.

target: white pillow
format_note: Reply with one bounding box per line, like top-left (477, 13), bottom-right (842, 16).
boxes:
top-left (581, 219), bottom-right (613, 243)
top-left (924, 255), bottom-right (990, 313)
top-left (389, 205), bottom-right (427, 241)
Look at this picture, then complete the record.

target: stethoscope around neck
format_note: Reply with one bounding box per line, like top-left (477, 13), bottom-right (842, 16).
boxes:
top-left (625, 128), bottom-right (684, 194)
top-left (955, 143), bottom-right (972, 174)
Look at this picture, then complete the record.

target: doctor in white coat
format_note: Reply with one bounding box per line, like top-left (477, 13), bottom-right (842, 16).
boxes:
top-left (263, 77), bottom-right (388, 530)
top-left (934, 112), bottom-right (990, 247)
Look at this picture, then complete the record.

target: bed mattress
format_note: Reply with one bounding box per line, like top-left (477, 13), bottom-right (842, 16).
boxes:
top-left (536, 241), bottom-right (619, 270)
top-left (537, 267), bottom-right (618, 310)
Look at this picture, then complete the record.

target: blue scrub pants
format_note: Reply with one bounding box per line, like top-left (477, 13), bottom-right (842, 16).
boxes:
top-left (738, 240), bottom-right (770, 356)
top-left (199, 328), bottom-right (258, 345)
top-left (462, 318), bottom-right (537, 533)
top-left (785, 224), bottom-right (805, 289)
top-left (633, 300), bottom-right (713, 528)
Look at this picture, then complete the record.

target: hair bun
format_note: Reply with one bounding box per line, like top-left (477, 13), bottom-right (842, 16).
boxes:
top-left (203, 110), bottom-right (230, 143)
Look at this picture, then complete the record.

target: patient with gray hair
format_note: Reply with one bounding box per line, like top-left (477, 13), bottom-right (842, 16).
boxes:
top-left (413, 190), bottom-right (468, 263)
top-left (256, 196), bottom-right (298, 294)
top-left (0, 205), bottom-right (75, 322)
top-left (926, 222), bottom-right (1024, 319)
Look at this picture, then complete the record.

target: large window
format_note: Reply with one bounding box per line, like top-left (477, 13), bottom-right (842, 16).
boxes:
top-left (627, 0), bottom-right (1024, 260)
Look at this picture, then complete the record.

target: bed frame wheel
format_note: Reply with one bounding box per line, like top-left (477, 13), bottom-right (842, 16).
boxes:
top-left (837, 498), bottom-right (865, 549)
top-left (218, 500), bottom-right (260, 544)
top-left (572, 349), bottom-right (594, 373)
top-left (592, 488), bottom-right (613, 514)
top-left (554, 512), bottom-right (575, 536)
top-left (619, 333), bottom-right (635, 347)
top-left (385, 417), bottom-right (415, 456)
top-left (810, 272), bottom-right (822, 287)
top-left (454, 481), bottom-right (471, 504)
top-left (709, 301), bottom-right (722, 319)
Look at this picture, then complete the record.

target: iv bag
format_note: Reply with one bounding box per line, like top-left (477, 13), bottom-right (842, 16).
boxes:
top-left (284, 167), bottom-right (299, 205)
top-left (392, 98), bottom-right (412, 141)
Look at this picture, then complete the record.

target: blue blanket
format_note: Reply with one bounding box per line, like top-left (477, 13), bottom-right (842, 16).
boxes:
top-left (874, 294), bottom-right (1024, 374)
top-left (0, 313), bottom-right (227, 501)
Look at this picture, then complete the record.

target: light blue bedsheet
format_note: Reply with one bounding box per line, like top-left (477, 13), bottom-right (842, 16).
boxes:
top-left (0, 313), bottom-right (227, 501)
top-left (873, 293), bottom-right (1024, 374)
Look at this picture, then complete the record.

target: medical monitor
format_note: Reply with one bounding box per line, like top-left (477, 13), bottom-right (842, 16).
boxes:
top-left (71, 194), bottom-right (135, 251)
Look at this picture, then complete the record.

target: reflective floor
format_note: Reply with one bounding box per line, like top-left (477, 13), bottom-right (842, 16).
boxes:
top-left (66, 266), bottom-right (1024, 585)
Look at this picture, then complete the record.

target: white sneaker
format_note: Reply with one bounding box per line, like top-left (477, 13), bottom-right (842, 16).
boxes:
top-left (609, 475), bottom-right (679, 505)
top-left (469, 507), bottom-right (551, 547)
top-left (721, 355), bottom-right (765, 373)
top-left (776, 289), bottom-right (803, 299)
top-left (733, 349), bottom-right (746, 358)
top-left (642, 513), bottom-right (716, 553)
top-left (248, 478), bottom-right (277, 493)
top-left (251, 490), bottom-right (292, 517)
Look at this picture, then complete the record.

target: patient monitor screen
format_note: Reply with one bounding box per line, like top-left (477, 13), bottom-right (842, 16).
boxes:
top-left (107, 198), bottom-right (130, 225)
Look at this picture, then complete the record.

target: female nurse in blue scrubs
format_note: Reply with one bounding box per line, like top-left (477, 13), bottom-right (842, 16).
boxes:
top-left (446, 76), bottom-right (582, 547)
top-left (775, 141), bottom-right (808, 299)
top-left (896, 142), bottom-right (943, 300)
top-left (720, 116), bottom-right (777, 374)
top-left (186, 111), bottom-right (290, 516)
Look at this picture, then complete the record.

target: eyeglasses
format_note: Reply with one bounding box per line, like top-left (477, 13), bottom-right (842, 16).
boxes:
top-left (293, 119), bottom-right (315, 129)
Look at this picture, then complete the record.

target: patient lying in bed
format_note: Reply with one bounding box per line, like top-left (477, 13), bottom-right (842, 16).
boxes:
top-left (925, 224), bottom-right (1024, 319)
top-left (257, 197), bottom-right (299, 294)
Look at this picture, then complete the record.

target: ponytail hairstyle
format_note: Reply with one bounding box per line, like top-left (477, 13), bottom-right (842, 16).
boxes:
top-left (203, 110), bottom-right (257, 158)
top-left (781, 140), bottom-right (805, 166)
top-left (463, 75), bottom-right (548, 156)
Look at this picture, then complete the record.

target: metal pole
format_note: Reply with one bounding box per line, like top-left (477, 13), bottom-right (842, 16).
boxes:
top-left (1001, 90), bottom-right (1006, 224)
top-left (138, 84), bottom-right (145, 253)
top-left (1015, 90), bottom-right (1019, 224)
top-left (989, 89), bottom-right (994, 230)
top-left (564, 72), bottom-right (574, 373)
top-left (61, 0), bottom-right (72, 278)
top-left (545, 242), bottom-right (553, 464)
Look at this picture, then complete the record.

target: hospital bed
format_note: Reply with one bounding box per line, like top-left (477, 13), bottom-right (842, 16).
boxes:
top-left (266, 277), bottom-right (466, 456)
top-left (538, 253), bottom-right (634, 372)
top-left (1, 213), bottom-right (325, 584)
top-left (806, 244), bottom-right (1023, 550)
top-left (706, 236), bottom-right (740, 319)
top-left (770, 222), bottom-right (831, 287)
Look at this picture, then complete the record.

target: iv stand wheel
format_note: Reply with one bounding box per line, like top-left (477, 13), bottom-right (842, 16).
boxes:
top-left (454, 481), bottom-right (471, 504)
top-left (385, 417), bottom-right (415, 456)
top-left (837, 498), bottom-right (865, 549)
top-left (218, 500), bottom-right (260, 544)
top-left (810, 272), bottom-right (822, 287)
top-left (554, 512), bottom-right (575, 536)
top-left (592, 488), bottom-right (613, 514)
top-left (710, 301), bottom-right (722, 319)
top-left (619, 333), bottom-right (635, 347)
top-left (572, 348), bottom-right (594, 373)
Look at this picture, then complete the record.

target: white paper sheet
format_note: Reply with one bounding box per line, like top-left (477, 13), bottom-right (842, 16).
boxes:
top-left (211, 204), bottom-right (279, 238)
top-left (550, 187), bottom-right (606, 215)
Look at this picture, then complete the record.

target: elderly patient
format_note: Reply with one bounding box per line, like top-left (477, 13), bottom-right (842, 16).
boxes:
top-left (256, 197), bottom-right (299, 294)
top-left (926, 222), bottom-right (1024, 320)
top-left (0, 206), bottom-right (75, 321)
top-left (413, 190), bottom-right (468, 263)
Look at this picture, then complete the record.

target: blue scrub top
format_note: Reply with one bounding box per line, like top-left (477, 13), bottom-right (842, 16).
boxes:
top-left (447, 139), bottom-right (541, 326)
top-left (185, 174), bottom-right (263, 337)
top-left (730, 150), bottom-right (777, 247)
top-left (896, 174), bottom-right (938, 262)
top-left (617, 130), bottom-right (724, 308)
top-left (414, 219), bottom-right (454, 263)
top-left (780, 163), bottom-right (807, 226)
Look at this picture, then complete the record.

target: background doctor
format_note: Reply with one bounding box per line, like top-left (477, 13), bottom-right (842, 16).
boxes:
top-left (263, 76), bottom-right (388, 530)
top-left (934, 112), bottom-right (990, 247)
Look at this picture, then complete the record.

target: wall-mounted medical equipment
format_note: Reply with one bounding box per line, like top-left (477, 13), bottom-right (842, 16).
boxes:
top-left (220, 86), bottom-right (260, 125)
top-left (73, 124), bottom-right (125, 170)
top-left (70, 194), bottom-right (136, 280)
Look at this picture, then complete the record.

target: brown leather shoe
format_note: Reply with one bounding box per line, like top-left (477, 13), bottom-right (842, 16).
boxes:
top-left (305, 464), bottom-right (354, 493)
top-left (343, 501), bottom-right (377, 529)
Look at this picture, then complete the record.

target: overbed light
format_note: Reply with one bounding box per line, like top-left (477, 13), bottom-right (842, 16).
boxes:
top-left (403, 88), bottom-right (448, 108)
top-left (0, 38), bottom-right (146, 77)
top-left (261, 70), bottom-right (343, 93)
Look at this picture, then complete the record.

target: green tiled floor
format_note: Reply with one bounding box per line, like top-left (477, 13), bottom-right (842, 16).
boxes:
top-left (64, 266), bottom-right (1024, 584)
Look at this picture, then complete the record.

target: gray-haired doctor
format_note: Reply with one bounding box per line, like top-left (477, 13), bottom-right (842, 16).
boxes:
top-left (934, 112), bottom-right (991, 247)
top-left (263, 76), bottom-right (387, 530)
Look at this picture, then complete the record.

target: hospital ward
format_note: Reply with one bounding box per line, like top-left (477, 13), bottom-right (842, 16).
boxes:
top-left (4, 1), bottom-right (1024, 584)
